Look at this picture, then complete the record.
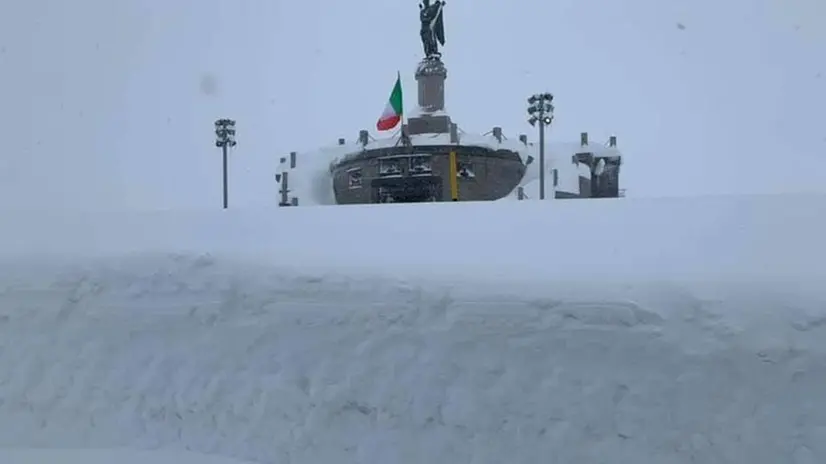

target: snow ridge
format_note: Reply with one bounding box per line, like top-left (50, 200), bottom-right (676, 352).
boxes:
top-left (1, 253), bottom-right (825, 463)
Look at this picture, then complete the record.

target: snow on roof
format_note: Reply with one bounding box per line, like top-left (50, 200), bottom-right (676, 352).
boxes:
top-left (545, 141), bottom-right (623, 160)
top-left (336, 130), bottom-right (532, 165)
top-left (501, 167), bottom-right (580, 200)
top-left (407, 107), bottom-right (449, 118)
top-left (506, 140), bottom-right (622, 198)
top-left (275, 143), bottom-right (354, 206)
top-left (577, 162), bottom-right (591, 178)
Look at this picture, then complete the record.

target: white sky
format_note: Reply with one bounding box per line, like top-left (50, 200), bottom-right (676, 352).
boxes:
top-left (1, 0), bottom-right (824, 210)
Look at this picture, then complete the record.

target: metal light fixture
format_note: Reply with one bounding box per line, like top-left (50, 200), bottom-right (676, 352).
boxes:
top-left (214, 118), bottom-right (237, 209)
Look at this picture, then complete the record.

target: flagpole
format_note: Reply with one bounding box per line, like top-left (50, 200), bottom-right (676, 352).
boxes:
top-left (397, 70), bottom-right (406, 143)
top-left (398, 70), bottom-right (404, 128)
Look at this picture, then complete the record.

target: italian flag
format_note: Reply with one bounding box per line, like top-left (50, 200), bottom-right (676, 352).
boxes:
top-left (376, 72), bottom-right (403, 131)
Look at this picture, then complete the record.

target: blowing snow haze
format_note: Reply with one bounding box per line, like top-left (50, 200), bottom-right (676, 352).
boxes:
top-left (1, 0), bottom-right (825, 210)
top-left (2, 2), bottom-right (826, 464)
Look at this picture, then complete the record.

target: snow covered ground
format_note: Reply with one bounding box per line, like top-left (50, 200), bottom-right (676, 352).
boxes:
top-left (0, 449), bottom-right (253, 464)
top-left (1, 194), bottom-right (825, 463)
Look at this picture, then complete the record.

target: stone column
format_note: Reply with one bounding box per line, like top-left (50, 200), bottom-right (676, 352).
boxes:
top-left (415, 58), bottom-right (447, 112)
top-left (408, 58), bottom-right (452, 135)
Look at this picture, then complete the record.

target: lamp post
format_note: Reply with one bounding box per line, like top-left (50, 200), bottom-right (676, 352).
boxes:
top-left (214, 118), bottom-right (237, 209)
top-left (527, 93), bottom-right (554, 200)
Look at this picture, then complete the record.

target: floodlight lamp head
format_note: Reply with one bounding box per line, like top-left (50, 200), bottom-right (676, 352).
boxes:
top-left (543, 93), bottom-right (553, 101)
top-left (543, 116), bottom-right (553, 125)
top-left (527, 95), bottom-right (538, 105)
top-left (528, 116), bottom-right (538, 126)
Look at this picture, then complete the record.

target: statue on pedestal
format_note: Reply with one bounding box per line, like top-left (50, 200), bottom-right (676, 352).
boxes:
top-left (419, 0), bottom-right (446, 60)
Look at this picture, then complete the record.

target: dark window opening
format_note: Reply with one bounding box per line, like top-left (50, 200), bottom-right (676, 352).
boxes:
top-left (348, 169), bottom-right (362, 188)
top-left (457, 160), bottom-right (475, 179)
top-left (378, 158), bottom-right (403, 177)
top-left (410, 155), bottom-right (433, 175)
top-left (376, 182), bottom-right (439, 203)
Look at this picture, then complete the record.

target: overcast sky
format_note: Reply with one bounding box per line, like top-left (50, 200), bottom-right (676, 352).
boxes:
top-left (1, 0), bottom-right (824, 210)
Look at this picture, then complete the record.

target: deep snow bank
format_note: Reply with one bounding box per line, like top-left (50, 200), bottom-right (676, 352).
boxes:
top-left (0, 448), bottom-right (254, 464)
top-left (0, 255), bottom-right (825, 463)
top-left (0, 194), bottom-right (825, 463)
top-left (1, 193), bottom-right (825, 283)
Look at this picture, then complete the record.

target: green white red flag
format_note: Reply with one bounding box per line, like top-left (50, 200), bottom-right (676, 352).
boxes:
top-left (376, 72), bottom-right (403, 131)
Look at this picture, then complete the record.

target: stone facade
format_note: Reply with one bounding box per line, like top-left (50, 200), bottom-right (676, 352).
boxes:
top-left (407, 58), bottom-right (452, 135)
top-left (415, 59), bottom-right (447, 113)
top-left (331, 144), bottom-right (525, 204)
top-left (573, 150), bottom-right (622, 199)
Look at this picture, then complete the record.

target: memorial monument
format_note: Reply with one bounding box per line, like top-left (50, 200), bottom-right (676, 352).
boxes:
top-left (275, 0), bottom-right (624, 205)
top-left (322, 1), bottom-right (530, 204)
top-left (408, 0), bottom-right (451, 134)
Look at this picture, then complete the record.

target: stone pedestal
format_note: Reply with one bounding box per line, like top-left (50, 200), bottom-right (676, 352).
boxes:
top-left (407, 114), bottom-right (452, 135)
top-left (415, 58), bottom-right (447, 111)
top-left (408, 58), bottom-right (452, 135)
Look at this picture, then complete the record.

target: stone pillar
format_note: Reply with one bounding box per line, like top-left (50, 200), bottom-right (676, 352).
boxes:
top-left (408, 58), bottom-right (452, 135)
top-left (449, 123), bottom-right (459, 143)
top-left (279, 172), bottom-right (290, 206)
top-left (415, 58), bottom-right (447, 112)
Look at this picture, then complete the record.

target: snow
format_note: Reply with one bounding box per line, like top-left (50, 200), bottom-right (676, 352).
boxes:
top-left (1, 194), bottom-right (825, 463)
top-left (274, 144), bottom-right (348, 206)
top-left (407, 108), bottom-right (449, 118)
top-left (342, 131), bottom-right (530, 163)
top-left (505, 141), bottom-right (621, 198)
top-left (1, 194), bottom-right (823, 281)
top-left (0, 449), bottom-right (253, 464)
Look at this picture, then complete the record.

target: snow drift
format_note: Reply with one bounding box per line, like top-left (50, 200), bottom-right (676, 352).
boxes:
top-left (0, 448), bottom-right (254, 464)
top-left (1, 194), bottom-right (825, 463)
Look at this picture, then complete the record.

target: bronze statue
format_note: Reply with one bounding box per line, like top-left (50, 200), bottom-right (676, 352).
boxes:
top-left (420, 0), bottom-right (446, 59)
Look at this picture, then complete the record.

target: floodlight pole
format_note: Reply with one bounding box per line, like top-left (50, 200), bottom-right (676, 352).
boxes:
top-left (214, 118), bottom-right (237, 209)
top-left (539, 117), bottom-right (546, 200)
top-left (222, 143), bottom-right (228, 209)
top-left (527, 93), bottom-right (554, 200)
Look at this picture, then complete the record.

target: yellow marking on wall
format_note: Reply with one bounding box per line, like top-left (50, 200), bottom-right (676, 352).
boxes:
top-left (448, 151), bottom-right (459, 201)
